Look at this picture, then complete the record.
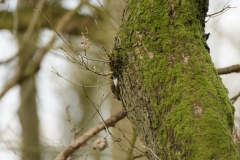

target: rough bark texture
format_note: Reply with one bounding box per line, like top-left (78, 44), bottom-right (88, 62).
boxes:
top-left (111, 0), bottom-right (239, 159)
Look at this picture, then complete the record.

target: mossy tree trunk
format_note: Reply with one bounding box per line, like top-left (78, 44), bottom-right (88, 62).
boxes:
top-left (111, 0), bottom-right (239, 159)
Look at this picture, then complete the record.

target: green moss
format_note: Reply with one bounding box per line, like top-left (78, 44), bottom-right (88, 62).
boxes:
top-left (111, 0), bottom-right (239, 159)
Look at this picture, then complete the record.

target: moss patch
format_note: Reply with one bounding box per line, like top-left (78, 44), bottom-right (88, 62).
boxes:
top-left (111, 0), bottom-right (239, 159)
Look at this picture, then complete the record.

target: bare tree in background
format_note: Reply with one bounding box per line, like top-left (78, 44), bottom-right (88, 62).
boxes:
top-left (0, 0), bottom-right (129, 159)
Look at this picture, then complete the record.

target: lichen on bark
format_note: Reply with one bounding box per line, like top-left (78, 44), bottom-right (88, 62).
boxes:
top-left (111, 0), bottom-right (239, 159)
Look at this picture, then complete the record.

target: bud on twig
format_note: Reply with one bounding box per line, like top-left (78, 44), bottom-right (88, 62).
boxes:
top-left (92, 136), bottom-right (108, 151)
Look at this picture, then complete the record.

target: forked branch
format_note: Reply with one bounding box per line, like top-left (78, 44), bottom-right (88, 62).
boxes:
top-left (206, 0), bottom-right (236, 22)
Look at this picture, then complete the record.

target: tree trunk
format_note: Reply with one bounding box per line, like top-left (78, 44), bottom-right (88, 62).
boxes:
top-left (111, 0), bottom-right (239, 159)
top-left (17, 31), bottom-right (40, 160)
top-left (18, 76), bottom-right (40, 160)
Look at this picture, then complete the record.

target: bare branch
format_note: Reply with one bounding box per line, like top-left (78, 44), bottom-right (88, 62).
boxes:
top-left (60, 47), bottom-right (112, 76)
top-left (0, 0), bottom-right (45, 99)
top-left (206, 0), bottom-right (236, 22)
top-left (29, 0), bottom-right (111, 64)
top-left (65, 107), bottom-right (76, 160)
top-left (114, 138), bottom-right (144, 157)
top-left (125, 130), bottom-right (138, 160)
top-left (66, 107), bottom-right (76, 140)
top-left (51, 67), bottom-right (111, 88)
top-left (96, 0), bottom-right (119, 28)
top-left (115, 124), bottom-right (143, 155)
top-left (76, 111), bottom-right (98, 135)
top-left (0, 0), bottom-right (85, 99)
top-left (217, 64), bottom-right (240, 75)
top-left (0, 55), bottom-right (17, 64)
top-left (82, 86), bottom-right (111, 135)
top-left (55, 110), bottom-right (126, 160)
top-left (233, 126), bottom-right (240, 143)
top-left (230, 92), bottom-right (240, 104)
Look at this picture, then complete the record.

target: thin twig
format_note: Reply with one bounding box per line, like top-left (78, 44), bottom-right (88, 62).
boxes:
top-left (206, 0), bottom-right (236, 22)
top-left (125, 130), bottom-right (138, 160)
top-left (116, 124), bottom-right (143, 154)
top-left (138, 142), bottom-right (161, 160)
top-left (76, 111), bottom-right (98, 135)
top-left (114, 138), bottom-right (143, 156)
top-left (60, 47), bottom-right (112, 76)
top-left (230, 92), bottom-right (240, 104)
top-left (0, 134), bottom-right (25, 160)
top-left (51, 67), bottom-right (111, 88)
top-left (65, 106), bottom-right (76, 160)
top-left (96, 0), bottom-right (120, 26)
top-left (29, 0), bottom-right (111, 64)
top-left (82, 86), bottom-right (111, 136)
top-left (0, 0), bottom-right (45, 99)
top-left (66, 106), bottom-right (76, 140)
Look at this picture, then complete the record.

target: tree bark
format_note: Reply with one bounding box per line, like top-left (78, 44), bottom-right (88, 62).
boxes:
top-left (18, 76), bottom-right (40, 160)
top-left (111, 0), bottom-right (239, 159)
top-left (17, 31), bottom-right (40, 160)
